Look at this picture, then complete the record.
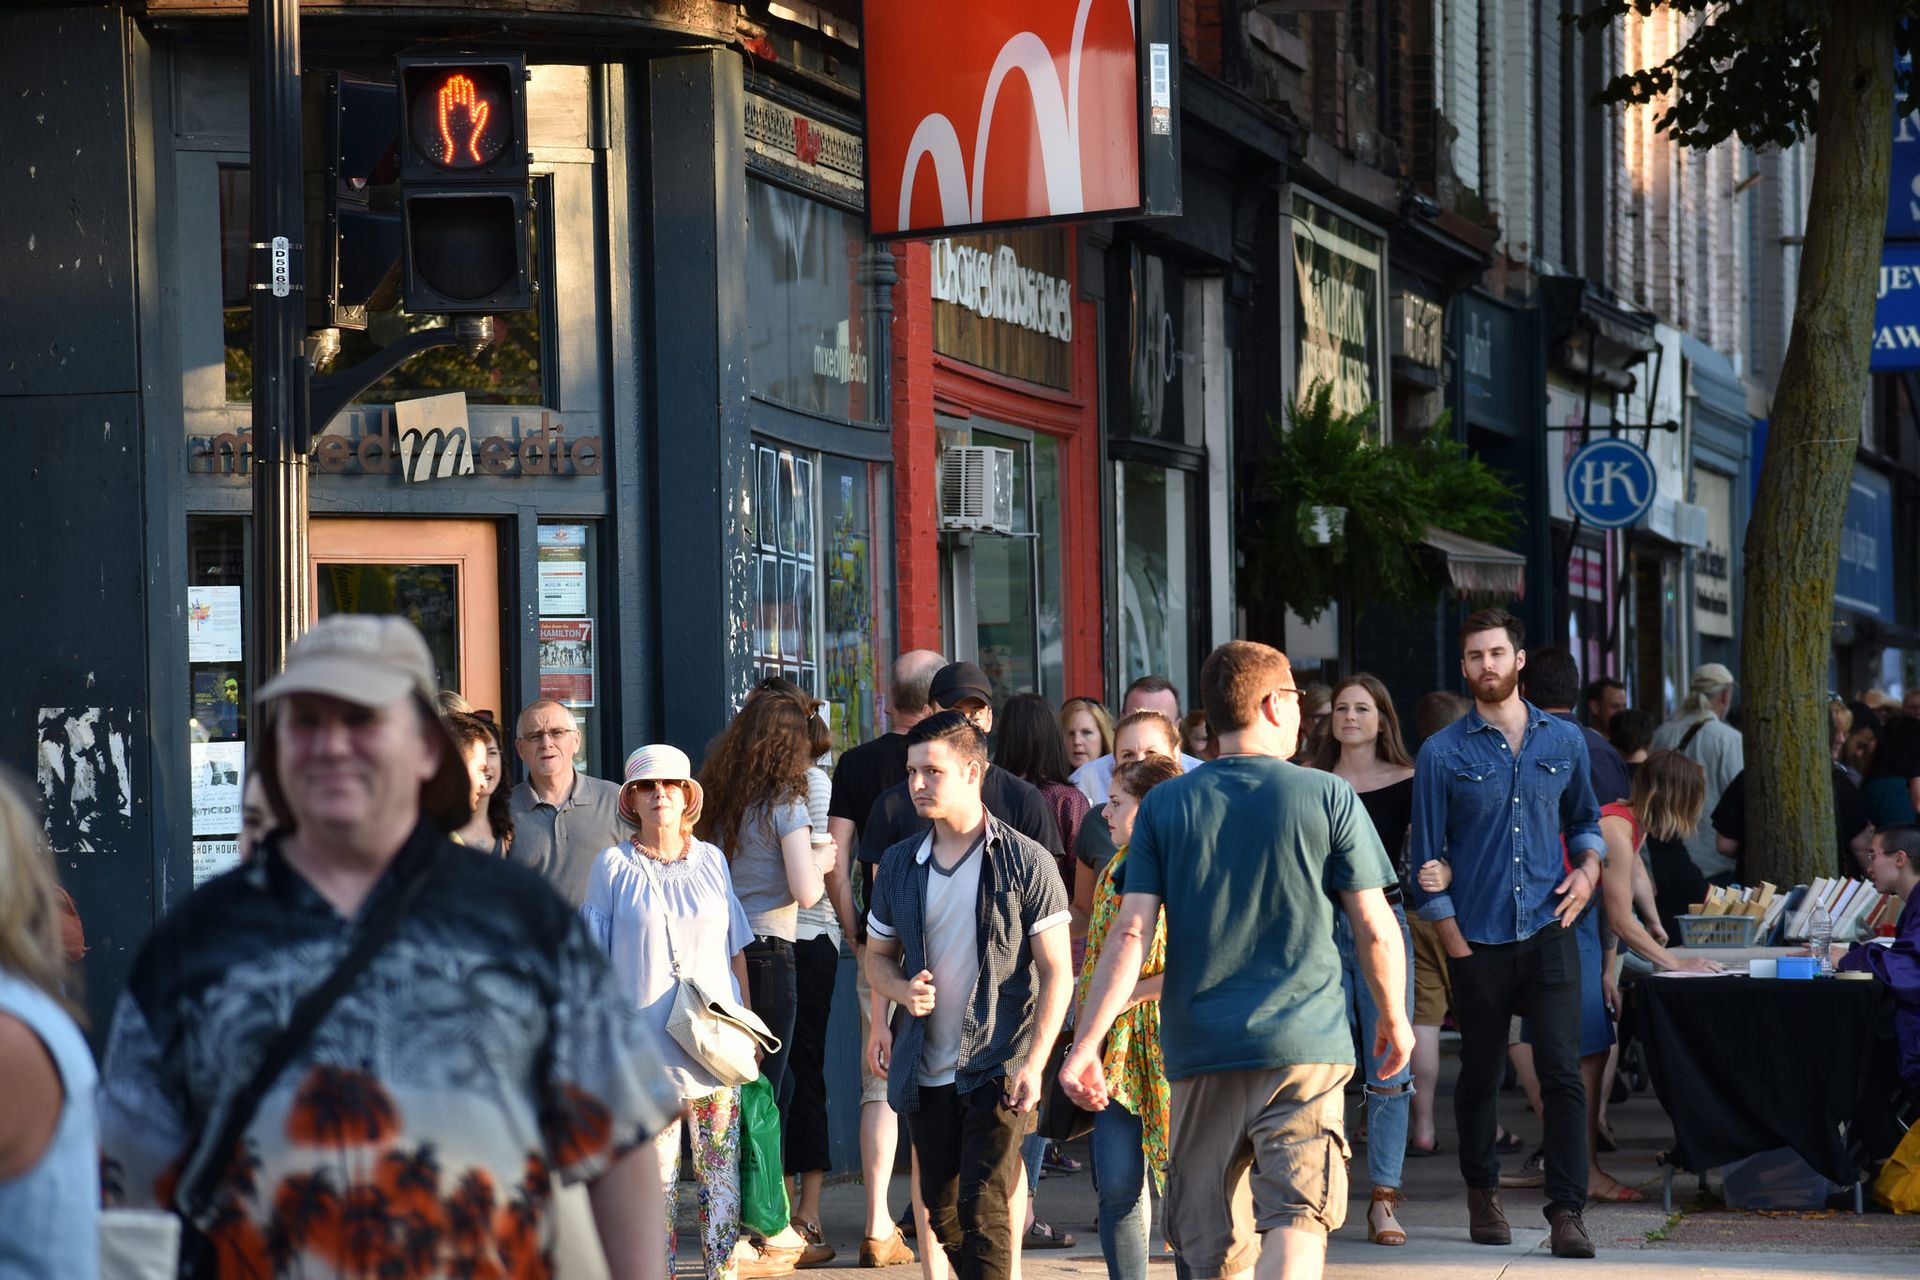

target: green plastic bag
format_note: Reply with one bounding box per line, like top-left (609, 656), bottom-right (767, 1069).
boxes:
top-left (739, 1074), bottom-right (791, 1237)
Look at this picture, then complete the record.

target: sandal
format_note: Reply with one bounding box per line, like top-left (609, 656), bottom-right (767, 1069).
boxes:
top-left (1495, 1127), bottom-right (1525, 1154)
top-left (1367, 1188), bottom-right (1407, 1246)
top-left (1406, 1138), bottom-right (1441, 1158)
top-left (1025, 1219), bottom-right (1076, 1249)
top-left (1588, 1180), bottom-right (1649, 1203)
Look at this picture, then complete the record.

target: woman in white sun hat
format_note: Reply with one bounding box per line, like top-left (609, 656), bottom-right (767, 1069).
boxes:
top-left (582, 744), bottom-right (771, 1280)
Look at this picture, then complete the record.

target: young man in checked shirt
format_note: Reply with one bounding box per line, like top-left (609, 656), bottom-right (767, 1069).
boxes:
top-left (865, 711), bottom-right (1073, 1280)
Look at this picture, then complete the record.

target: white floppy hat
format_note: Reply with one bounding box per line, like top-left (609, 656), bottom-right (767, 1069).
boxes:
top-left (618, 744), bottom-right (705, 827)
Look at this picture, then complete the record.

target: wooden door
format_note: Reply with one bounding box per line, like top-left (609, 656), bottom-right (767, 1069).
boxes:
top-left (308, 518), bottom-right (504, 721)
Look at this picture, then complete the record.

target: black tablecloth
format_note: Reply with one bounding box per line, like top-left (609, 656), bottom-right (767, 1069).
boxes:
top-left (1638, 975), bottom-right (1893, 1185)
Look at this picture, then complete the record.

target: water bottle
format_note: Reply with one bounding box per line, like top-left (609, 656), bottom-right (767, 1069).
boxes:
top-left (1810, 903), bottom-right (1834, 976)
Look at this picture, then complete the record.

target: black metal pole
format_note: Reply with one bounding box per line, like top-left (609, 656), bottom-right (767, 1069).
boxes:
top-left (249, 0), bottom-right (309, 679)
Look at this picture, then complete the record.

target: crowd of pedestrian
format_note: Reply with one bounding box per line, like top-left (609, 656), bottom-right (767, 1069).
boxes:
top-left (3, 609), bottom-right (1918, 1279)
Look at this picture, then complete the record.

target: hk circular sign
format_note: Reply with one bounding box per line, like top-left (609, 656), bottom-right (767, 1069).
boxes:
top-left (1565, 438), bottom-right (1657, 528)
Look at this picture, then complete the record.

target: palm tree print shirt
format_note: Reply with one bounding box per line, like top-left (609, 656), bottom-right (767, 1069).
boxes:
top-left (98, 822), bottom-right (681, 1278)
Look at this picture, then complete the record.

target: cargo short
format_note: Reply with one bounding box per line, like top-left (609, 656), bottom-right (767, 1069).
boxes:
top-left (1164, 1062), bottom-right (1354, 1279)
top-left (855, 945), bottom-right (891, 1106)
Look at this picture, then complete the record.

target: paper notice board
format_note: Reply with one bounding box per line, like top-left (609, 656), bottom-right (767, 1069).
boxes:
top-left (539, 618), bottom-right (595, 707)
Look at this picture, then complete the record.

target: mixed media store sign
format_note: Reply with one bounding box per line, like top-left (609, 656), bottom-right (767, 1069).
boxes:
top-left (190, 402), bottom-right (602, 482)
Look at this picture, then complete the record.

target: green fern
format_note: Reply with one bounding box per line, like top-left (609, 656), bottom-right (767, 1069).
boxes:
top-left (1250, 382), bottom-right (1520, 623)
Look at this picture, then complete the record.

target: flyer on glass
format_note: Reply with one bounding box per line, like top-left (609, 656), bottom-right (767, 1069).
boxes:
top-left (190, 740), bottom-right (246, 835)
top-left (192, 839), bottom-right (243, 886)
top-left (187, 586), bottom-right (244, 662)
top-left (539, 618), bottom-right (595, 707)
top-left (538, 524), bottom-right (589, 614)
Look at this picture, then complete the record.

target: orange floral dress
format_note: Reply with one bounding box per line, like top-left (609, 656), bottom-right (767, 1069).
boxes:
top-left (1073, 845), bottom-right (1170, 1188)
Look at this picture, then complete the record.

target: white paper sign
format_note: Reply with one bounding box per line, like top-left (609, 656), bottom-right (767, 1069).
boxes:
top-left (190, 741), bottom-right (245, 836)
top-left (187, 586), bottom-right (244, 662)
top-left (538, 524), bottom-right (589, 614)
top-left (192, 839), bottom-right (243, 885)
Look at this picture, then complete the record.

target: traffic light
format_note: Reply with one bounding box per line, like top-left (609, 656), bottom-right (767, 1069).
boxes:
top-left (395, 54), bottom-right (532, 313)
top-left (303, 72), bottom-right (403, 330)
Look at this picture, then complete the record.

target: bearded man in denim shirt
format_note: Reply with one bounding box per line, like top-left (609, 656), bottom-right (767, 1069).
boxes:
top-left (1408, 608), bottom-right (1604, 1260)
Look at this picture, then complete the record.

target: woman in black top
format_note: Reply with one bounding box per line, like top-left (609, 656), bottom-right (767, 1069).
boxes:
top-left (1309, 674), bottom-right (1420, 1245)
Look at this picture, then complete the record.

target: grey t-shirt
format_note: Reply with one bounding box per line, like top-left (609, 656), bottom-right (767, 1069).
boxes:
top-left (506, 773), bottom-right (629, 908)
top-left (918, 833), bottom-right (986, 1087)
top-left (730, 798), bottom-right (813, 939)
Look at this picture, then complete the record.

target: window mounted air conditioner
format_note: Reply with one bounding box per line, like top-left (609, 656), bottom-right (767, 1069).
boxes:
top-left (938, 445), bottom-right (1015, 534)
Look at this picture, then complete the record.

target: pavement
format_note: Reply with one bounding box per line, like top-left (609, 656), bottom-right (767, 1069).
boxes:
top-left (673, 1029), bottom-right (1920, 1278)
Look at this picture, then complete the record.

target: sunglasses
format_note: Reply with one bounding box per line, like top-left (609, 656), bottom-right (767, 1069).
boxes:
top-left (628, 779), bottom-right (688, 792)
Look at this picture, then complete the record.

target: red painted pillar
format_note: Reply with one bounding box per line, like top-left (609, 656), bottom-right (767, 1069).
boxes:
top-left (890, 240), bottom-right (944, 654)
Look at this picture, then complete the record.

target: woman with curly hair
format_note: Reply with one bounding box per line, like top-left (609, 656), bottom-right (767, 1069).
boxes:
top-left (0, 767), bottom-right (97, 1276)
top-left (697, 692), bottom-right (833, 1119)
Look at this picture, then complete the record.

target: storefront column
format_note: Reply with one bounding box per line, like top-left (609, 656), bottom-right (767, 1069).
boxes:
top-left (890, 240), bottom-right (944, 654)
top-left (643, 50), bottom-right (755, 747)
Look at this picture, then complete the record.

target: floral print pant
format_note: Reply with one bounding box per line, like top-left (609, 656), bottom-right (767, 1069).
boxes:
top-left (655, 1086), bottom-right (742, 1280)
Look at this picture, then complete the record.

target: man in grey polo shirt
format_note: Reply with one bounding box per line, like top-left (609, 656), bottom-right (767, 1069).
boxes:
top-left (508, 699), bottom-right (628, 906)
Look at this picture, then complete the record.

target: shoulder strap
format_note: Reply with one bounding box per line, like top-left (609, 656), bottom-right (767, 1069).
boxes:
top-left (175, 843), bottom-right (439, 1230)
top-left (1677, 716), bottom-right (1710, 754)
top-left (628, 844), bottom-right (684, 980)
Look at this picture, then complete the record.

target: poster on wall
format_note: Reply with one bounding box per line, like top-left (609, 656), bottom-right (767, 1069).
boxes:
top-left (192, 839), bottom-right (242, 886)
top-left (538, 525), bottom-right (589, 614)
top-left (539, 618), bottom-right (596, 707)
top-left (187, 586), bottom-right (244, 662)
top-left (190, 740), bottom-right (245, 836)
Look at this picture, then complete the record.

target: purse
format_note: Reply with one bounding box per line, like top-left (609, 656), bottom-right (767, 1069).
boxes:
top-left (634, 852), bottom-right (782, 1088)
top-left (1037, 1030), bottom-right (1094, 1143)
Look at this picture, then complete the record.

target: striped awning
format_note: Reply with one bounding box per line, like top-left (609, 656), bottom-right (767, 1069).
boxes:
top-left (1423, 526), bottom-right (1526, 600)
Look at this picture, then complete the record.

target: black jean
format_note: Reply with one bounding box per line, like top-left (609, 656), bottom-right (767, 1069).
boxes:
top-left (1449, 922), bottom-right (1588, 1217)
top-left (909, 1083), bottom-right (1030, 1280)
top-left (744, 935), bottom-right (797, 1121)
top-left (783, 933), bottom-right (839, 1175)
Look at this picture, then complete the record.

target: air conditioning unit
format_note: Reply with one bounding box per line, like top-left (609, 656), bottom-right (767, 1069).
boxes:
top-left (939, 445), bottom-right (1015, 533)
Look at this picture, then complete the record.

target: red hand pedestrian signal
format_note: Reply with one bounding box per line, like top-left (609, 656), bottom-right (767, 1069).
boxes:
top-left (435, 74), bottom-right (493, 166)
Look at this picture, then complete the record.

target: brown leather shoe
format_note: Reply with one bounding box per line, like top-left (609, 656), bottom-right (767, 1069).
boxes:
top-left (1548, 1207), bottom-right (1595, 1259)
top-left (1467, 1186), bottom-right (1512, 1246)
top-left (737, 1242), bottom-right (803, 1278)
top-left (792, 1219), bottom-right (836, 1268)
top-left (858, 1228), bottom-right (915, 1268)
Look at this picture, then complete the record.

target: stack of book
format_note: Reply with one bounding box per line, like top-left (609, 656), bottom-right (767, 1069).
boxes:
top-left (1685, 882), bottom-right (1789, 940)
top-left (1782, 876), bottom-right (1902, 941)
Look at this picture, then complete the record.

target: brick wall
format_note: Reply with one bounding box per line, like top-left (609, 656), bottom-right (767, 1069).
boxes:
top-left (1181, 0), bottom-right (1224, 77)
top-left (889, 240), bottom-right (943, 653)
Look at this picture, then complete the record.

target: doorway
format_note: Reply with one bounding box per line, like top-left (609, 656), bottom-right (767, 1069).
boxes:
top-left (308, 518), bottom-right (504, 720)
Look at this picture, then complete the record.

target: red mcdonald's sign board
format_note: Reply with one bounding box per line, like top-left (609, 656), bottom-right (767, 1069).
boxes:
top-left (862, 0), bottom-right (1181, 238)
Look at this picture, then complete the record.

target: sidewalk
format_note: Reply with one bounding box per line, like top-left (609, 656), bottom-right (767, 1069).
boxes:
top-left (707, 1034), bottom-right (1919, 1278)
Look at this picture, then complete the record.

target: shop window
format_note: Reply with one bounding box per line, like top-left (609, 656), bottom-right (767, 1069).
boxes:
top-left (750, 441), bottom-right (893, 751)
top-left (937, 418), bottom-right (1065, 707)
top-left (218, 165), bottom-right (549, 406)
top-left (536, 522), bottom-right (602, 778)
top-left (745, 177), bottom-right (879, 424)
top-left (186, 518), bottom-right (250, 885)
top-left (1116, 461), bottom-right (1192, 689)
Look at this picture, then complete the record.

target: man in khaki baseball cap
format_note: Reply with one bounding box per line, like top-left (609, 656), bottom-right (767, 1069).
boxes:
top-left (252, 613), bottom-right (474, 854)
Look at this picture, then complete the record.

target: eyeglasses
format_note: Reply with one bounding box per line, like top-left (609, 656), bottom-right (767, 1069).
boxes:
top-left (628, 779), bottom-right (684, 792)
top-left (518, 727), bottom-right (577, 744)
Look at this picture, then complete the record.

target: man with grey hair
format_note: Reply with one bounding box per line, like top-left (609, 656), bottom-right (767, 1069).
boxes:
top-left (509, 698), bottom-right (628, 906)
top-left (99, 616), bottom-right (676, 1277)
top-left (1651, 663), bottom-right (1744, 881)
top-left (827, 647), bottom-right (945, 1266)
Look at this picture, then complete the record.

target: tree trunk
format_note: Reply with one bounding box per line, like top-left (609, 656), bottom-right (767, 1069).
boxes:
top-left (1742, 10), bottom-right (1893, 888)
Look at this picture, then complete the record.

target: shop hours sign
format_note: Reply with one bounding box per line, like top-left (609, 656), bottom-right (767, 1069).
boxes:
top-left (1565, 438), bottom-right (1657, 529)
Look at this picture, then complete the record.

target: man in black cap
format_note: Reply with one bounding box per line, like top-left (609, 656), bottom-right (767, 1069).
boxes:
top-left (859, 662), bottom-right (1065, 872)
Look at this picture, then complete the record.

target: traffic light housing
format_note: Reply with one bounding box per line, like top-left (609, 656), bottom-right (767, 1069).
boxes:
top-left (396, 54), bottom-right (532, 313)
top-left (303, 72), bottom-right (403, 330)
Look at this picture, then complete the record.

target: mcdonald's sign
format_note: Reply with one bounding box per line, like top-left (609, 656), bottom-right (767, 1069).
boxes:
top-left (862, 0), bottom-right (1181, 238)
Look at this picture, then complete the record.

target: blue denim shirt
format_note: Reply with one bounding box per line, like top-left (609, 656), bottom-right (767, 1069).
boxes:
top-left (1407, 700), bottom-right (1604, 945)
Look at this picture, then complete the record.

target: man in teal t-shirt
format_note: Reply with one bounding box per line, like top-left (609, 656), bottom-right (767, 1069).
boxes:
top-left (1063, 641), bottom-right (1413, 1280)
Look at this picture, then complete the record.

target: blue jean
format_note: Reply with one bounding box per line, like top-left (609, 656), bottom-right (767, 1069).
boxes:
top-left (1334, 904), bottom-right (1414, 1189)
top-left (1088, 1103), bottom-right (1149, 1280)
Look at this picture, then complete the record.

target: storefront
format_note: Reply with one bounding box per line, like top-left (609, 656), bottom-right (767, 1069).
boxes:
top-left (1833, 464), bottom-right (1898, 694)
top-left (1682, 334), bottom-right (1755, 675)
top-left (3, 7), bottom-right (907, 1032)
top-left (909, 228), bottom-right (1101, 706)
